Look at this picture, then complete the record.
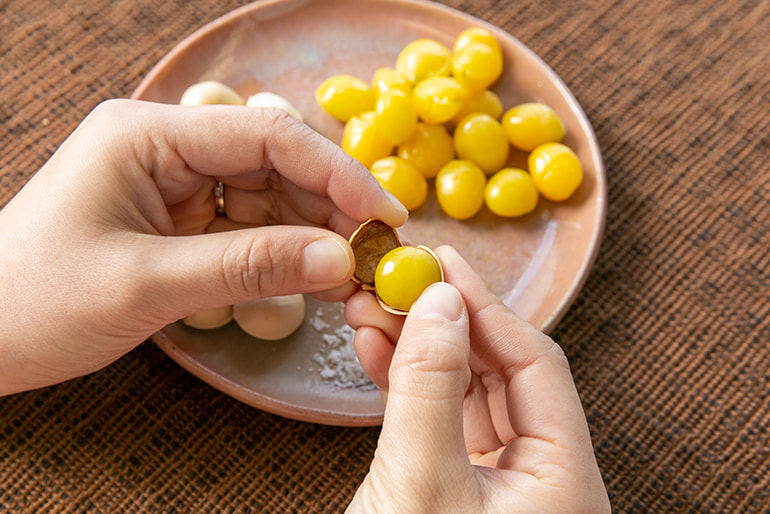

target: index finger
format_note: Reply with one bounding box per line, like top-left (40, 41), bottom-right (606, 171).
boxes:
top-left (435, 246), bottom-right (593, 449)
top-left (103, 100), bottom-right (409, 228)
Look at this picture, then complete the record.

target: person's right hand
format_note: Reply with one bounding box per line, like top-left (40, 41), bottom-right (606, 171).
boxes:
top-left (345, 246), bottom-right (610, 513)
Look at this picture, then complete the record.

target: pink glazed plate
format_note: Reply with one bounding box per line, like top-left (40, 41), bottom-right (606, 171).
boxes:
top-left (132, 0), bottom-right (606, 426)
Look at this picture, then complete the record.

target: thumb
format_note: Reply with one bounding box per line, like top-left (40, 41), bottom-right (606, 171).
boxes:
top-left (377, 282), bottom-right (472, 477)
top-left (137, 225), bottom-right (354, 317)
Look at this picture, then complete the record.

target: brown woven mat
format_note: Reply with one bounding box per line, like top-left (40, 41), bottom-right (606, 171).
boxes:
top-left (1, 0), bottom-right (768, 511)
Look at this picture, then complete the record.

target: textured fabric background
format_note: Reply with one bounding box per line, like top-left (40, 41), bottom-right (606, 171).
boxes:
top-left (1, 0), bottom-right (768, 512)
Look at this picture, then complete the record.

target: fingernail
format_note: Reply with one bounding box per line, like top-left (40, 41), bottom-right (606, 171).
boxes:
top-left (411, 282), bottom-right (464, 322)
top-left (303, 238), bottom-right (353, 284)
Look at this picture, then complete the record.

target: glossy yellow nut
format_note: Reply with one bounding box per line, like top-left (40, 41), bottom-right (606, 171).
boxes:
top-left (370, 156), bottom-right (428, 211)
top-left (315, 74), bottom-right (375, 122)
top-left (371, 67), bottom-right (412, 98)
top-left (529, 142), bottom-right (583, 201)
top-left (453, 27), bottom-right (501, 54)
top-left (450, 89), bottom-right (504, 125)
top-left (453, 113), bottom-right (510, 174)
top-left (451, 41), bottom-right (503, 91)
top-left (484, 168), bottom-right (539, 217)
top-left (395, 38), bottom-right (452, 83)
top-left (412, 76), bottom-right (466, 124)
top-left (435, 159), bottom-right (487, 220)
top-left (374, 246), bottom-right (443, 312)
top-left (375, 89), bottom-right (418, 145)
top-left (342, 111), bottom-right (395, 168)
top-left (502, 102), bottom-right (566, 151)
top-left (397, 122), bottom-right (455, 179)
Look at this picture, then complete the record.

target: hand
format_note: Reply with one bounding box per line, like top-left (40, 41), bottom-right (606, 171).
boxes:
top-left (0, 99), bottom-right (407, 395)
top-left (344, 246), bottom-right (610, 513)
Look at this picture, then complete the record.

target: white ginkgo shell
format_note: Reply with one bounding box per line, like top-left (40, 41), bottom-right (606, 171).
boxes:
top-left (182, 305), bottom-right (234, 330)
top-left (246, 92), bottom-right (304, 121)
top-left (179, 80), bottom-right (245, 106)
top-left (233, 294), bottom-right (306, 340)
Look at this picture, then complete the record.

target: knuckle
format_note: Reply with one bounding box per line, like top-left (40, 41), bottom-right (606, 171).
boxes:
top-left (219, 233), bottom-right (287, 300)
top-left (89, 98), bottom-right (125, 119)
top-left (391, 337), bottom-right (471, 400)
top-left (78, 99), bottom-right (129, 140)
top-left (545, 340), bottom-right (571, 371)
top-left (258, 108), bottom-right (298, 166)
top-left (395, 324), bottom-right (469, 377)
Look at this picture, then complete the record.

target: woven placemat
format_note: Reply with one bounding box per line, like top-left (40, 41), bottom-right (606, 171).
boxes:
top-left (1, 0), bottom-right (768, 511)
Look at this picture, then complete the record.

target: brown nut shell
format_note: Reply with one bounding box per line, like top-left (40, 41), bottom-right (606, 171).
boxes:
top-left (349, 219), bottom-right (444, 316)
top-left (349, 218), bottom-right (403, 290)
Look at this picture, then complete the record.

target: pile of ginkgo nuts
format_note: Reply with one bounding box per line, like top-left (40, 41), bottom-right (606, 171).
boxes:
top-left (315, 26), bottom-right (583, 221)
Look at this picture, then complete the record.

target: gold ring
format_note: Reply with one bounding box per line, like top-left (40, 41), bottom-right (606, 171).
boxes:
top-left (213, 181), bottom-right (226, 217)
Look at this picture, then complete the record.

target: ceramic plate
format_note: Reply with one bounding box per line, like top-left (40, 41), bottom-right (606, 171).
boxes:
top-left (132, 0), bottom-right (606, 426)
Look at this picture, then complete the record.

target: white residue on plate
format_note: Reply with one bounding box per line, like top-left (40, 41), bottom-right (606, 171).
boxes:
top-left (307, 304), bottom-right (376, 391)
top-left (309, 308), bottom-right (331, 331)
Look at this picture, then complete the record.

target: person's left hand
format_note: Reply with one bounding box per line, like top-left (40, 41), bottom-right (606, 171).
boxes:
top-left (0, 99), bottom-right (407, 395)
